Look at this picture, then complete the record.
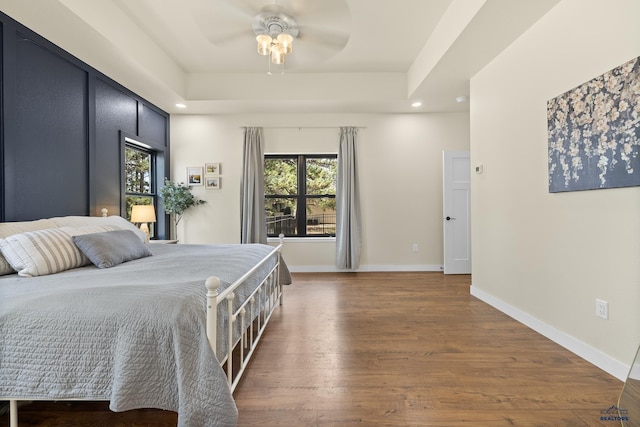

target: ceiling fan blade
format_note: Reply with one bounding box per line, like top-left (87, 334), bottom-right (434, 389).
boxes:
top-left (296, 25), bottom-right (350, 50)
top-left (287, 0), bottom-right (351, 27)
top-left (286, 0), bottom-right (351, 51)
top-left (190, 0), bottom-right (260, 46)
top-left (211, 0), bottom-right (258, 20)
top-left (207, 29), bottom-right (257, 47)
top-left (288, 0), bottom-right (351, 24)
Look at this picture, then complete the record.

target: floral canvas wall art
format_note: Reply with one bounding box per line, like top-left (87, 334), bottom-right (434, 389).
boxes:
top-left (547, 56), bottom-right (640, 193)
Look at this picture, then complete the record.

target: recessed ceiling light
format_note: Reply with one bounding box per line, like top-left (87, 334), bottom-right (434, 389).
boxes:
top-left (175, 103), bottom-right (187, 108)
top-left (411, 101), bottom-right (422, 108)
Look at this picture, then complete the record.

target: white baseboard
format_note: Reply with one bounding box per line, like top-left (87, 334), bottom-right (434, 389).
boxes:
top-left (470, 285), bottom-right (629, 381)
top-left (288, 264), bottom-right (443, 273)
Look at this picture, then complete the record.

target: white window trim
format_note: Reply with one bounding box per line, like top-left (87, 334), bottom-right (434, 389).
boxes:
top-left (267, 236), bottom-right (336, 243)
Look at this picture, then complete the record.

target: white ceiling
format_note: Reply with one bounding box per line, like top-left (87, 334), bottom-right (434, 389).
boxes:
top-left (0, 0), bottom-right (560, 115)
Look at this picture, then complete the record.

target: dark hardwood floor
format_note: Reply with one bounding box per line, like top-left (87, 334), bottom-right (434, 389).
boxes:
top-left (1, 272), bottom-right (623, 426)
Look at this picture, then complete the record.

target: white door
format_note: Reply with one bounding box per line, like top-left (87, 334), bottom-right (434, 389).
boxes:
top-left (443, 151), bottom-right (471, 274)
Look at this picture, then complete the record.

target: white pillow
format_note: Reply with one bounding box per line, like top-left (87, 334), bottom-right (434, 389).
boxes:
top-left (0, 225), bottom-right (117, 277)
top-left (0, 219), bottom-right (58, 276)
top-left (49, 215), bottom-right (147, 243)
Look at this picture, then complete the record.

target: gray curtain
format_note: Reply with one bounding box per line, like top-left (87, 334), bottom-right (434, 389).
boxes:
top-left (336, 127), bottom-right (361, 270)
top-left (240, 127), bottom-right (266, 244)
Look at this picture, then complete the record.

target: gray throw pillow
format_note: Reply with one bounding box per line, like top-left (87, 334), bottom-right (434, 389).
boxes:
top-left (72, 229), bottom-right (152, 269)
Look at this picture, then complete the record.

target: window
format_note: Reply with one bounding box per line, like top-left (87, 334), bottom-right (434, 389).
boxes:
top-left (265, 154), bottom-right (337, 237)
top-left (125, 144), bottom-right (157, 237)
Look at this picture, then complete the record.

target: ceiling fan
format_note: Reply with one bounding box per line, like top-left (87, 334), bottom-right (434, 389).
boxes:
top-left (191, 0), bottom-right (351, 69)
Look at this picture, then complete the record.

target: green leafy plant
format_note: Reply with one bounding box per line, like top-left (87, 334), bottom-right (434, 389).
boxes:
top-left (159, 179), bottom-right (206, 239)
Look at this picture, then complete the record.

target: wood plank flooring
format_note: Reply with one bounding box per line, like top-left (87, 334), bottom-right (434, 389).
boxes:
top-left (1, 272), bottom-right (623, 426)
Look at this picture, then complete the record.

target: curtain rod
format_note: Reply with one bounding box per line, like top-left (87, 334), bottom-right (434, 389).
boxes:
top-left (240, 126), bottom-right (367, 130)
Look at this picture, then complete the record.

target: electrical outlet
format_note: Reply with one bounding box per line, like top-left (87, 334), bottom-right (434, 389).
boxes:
top-left (596, 299), bottom-right (609, 320)
top-left (412, 243), bottom-right (419, 253)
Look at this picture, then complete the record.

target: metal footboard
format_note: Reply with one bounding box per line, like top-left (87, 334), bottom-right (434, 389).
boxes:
top-left (206, 236), bottom-right (284, 392)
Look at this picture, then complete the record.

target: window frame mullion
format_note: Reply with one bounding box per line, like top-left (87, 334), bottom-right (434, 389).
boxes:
top-left (297, 155), bottom-right (307, 237)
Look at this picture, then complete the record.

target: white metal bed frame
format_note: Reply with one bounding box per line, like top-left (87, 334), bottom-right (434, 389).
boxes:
top-left (5, 235), bottom-right (285, 426)
top-left (206, 236), bottom-right (284, 392)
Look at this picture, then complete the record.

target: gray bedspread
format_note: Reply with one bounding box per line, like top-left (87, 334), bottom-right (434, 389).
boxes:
top-left (0, 243), bottom-right (285, 427)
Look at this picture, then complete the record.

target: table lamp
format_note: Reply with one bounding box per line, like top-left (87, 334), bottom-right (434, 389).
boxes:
top-left (131, 205), bottom-right (156, 242)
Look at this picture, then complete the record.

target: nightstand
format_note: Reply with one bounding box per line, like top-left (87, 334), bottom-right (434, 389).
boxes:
top-left (149, 239), bottom-right (179, 244)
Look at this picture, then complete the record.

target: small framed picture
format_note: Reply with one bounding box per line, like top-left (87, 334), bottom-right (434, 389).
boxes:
top-left (187, 167), bottom-right (203, 186)
top-left (205, 163), bottom-right (221, 176)
top-left (205, 177), bottom-right (221, 190)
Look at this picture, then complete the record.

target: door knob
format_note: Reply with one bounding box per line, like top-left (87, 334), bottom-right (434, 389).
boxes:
top-left (445, 216), bottom-right (456, 221)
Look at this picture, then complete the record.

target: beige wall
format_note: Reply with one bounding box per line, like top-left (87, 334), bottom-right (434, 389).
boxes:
top-left (170, 112), bottom-right (469, 271)
top-left (470, 0), bottom-right (640, 377)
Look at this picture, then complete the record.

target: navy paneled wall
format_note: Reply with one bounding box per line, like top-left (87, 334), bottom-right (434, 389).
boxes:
top-left (0, 12), bottom-right (170, 237)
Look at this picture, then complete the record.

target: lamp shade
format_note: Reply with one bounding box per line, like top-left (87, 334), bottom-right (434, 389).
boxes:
top-left (271, 43), bottom-right (285, 64)
top-left (277, 33), bottom-right (293, 54)
top-left (131, 205), bottom-right (156, 223)
top-left (256, 35), bottom-right (272, 55)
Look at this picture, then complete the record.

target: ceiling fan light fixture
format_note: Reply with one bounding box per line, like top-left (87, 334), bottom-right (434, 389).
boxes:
top-left (277, 33), bottom-right (293, 55)
top-left (271, 43), bottom-right (285, 64)
top-left (256, 34), bottom-right (272, 56)
top-left (253, 4), bottom-right (299, 73)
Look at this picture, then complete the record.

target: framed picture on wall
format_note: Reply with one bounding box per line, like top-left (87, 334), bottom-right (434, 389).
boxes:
top-left (205, 162), bottom-right (221, 176)
top-left (187, 167), bottom-right (203, 186)
top-left (205, 177), bottom-right (221, 190)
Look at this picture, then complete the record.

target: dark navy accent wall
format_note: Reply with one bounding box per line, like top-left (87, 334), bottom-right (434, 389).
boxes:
top-left (95, 78), bottom-right (138, 216)
top-left (140, 105), bottom-right (169, 148)
top-left (0, 22), bottom-right (4, 219)
top-left (6, 32), bottom-right (89, 220)
top-left (0, 12), bottom-right (170, 237)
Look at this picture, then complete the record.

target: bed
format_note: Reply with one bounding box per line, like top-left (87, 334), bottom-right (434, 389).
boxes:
top-left (0, 214), bottom-right (288, 427)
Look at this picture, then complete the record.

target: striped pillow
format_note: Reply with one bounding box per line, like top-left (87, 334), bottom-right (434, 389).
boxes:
top-left (0, 219), bottom-right (58, 275)
top-left (0, 225), bottom-right (116, 277)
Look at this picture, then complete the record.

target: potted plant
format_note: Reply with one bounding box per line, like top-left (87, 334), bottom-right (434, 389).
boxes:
top-left (159, 179), bottom-right (206, 241)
